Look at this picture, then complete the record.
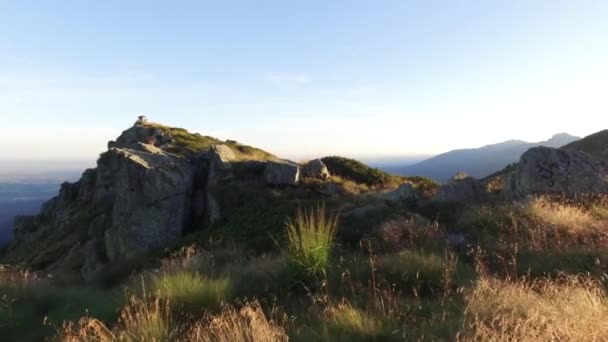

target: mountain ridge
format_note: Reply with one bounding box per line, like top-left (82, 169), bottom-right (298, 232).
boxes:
top-left (396, 133), bottom-right (580, 182)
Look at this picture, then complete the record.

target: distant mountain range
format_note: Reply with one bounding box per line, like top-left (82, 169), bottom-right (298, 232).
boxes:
top-left (394, 133), bottom-right (580, 182)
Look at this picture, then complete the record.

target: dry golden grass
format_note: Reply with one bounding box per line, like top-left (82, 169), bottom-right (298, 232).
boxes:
top-left (57, 317), bottom-right (115, 342)
top-left (459, 195), bottom-right (608, 251)
top-left (377, 215), bottom-right (442, 251)
top-left (459, 275), bottom-right (608, 342)
top-left (57, 297), bottom-right (286, 342)
top-left (527, 197), bottom-right (600, 232)
top-left (158, 244), bottom-right (212, 274)
top-left (324, 302), bottom-right (385, 336)
top-left (186, 302), bottom-right (288, 342)
top-left (57, 295), bottom-right (176, 342)
top-left (0, 264), bottom-right (47, 288)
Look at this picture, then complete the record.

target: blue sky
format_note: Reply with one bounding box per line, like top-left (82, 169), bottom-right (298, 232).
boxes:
top-left (1, 1), bottom-right (607, 164)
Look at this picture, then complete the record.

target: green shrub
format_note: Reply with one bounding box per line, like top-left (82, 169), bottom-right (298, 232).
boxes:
top-left (321, 156), bottom-right (395, 187)
top-left (285, 205), bottom-right (339, 277)
top-left (151, 272), bottom-right (231, 311)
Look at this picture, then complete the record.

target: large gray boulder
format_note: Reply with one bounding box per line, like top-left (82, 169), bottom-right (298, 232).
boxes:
top-left (302, 159), bottom-right (330, 179)
top-left (97, 143), bottom-right (195, 261)
top-left (432, 173), bottom-right (487, 203)
top-left (264, 161), bottom-right (300, 186)
top-left (505, 146), bottom-right (608, 197)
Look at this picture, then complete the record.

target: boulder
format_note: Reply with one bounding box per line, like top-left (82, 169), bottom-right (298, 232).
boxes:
top-left (264, 161), bottom-right (300, 186)
top-left (206, 144), bottom-right (236, 185)
top-left (505, 146), bottom-right (608, 197)
top-left (97, 145), bottom-right (195, 261)
top-left (432, 173), bottom-right (487, 203)
top-left (302, 159), bottom-right (330, 179)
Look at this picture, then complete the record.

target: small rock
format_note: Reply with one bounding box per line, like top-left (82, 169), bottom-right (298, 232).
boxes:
top-left (302, 159), bottom-right (330, 179)
top-left (264, 161), bottom-right (300, 186)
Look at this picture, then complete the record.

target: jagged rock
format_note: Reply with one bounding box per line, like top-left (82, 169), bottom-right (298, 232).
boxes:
top-left (206, 144), bottom-right (236, 185)
top-left (96, 144), bottom-right (195, 261)
top-left (302, 159), bottom-right (330, 179)
top-left (264, 161), bottom-right (300, 186)
top-left (505, 146), bottom-right (608, 197)
top-left (108, 123), bottom-right (174, 149)
top-left (432, 173), bottom-right (487, 203)
top-left (2, 120), bottom-right (275, 280)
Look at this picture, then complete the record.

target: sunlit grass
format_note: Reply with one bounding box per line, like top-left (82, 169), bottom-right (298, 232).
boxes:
top-left (460, 275), bottom-right (608, 341)
top-left (285, 204), bottom-right (339, 276)
top-left (187, 301), bottom-right (288, 342)
top-left (151, 272), bottom-right (231, 311)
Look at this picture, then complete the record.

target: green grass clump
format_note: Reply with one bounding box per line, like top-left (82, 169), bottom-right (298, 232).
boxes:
top-left (377, 250), bottom-right (469, 295)
top-left (285, 205), bottom-right (339, 277)
top-left (151, 272), bottom-right (231, 311)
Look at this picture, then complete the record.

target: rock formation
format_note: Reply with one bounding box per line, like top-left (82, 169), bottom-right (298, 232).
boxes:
top-left (302, 159), bottom-right (330, 179)
top-left (264, 161), bottom-right (300, 186)
top-left (504, 146), bottom-right (608, 197)
top-left (432, 172), bottom-right (488, 203)
top-left (3, 120), bottom-right (254, 279)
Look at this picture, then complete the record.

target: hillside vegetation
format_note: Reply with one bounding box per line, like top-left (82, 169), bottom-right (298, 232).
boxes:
top-left (2, 194), bottom-right (608, 341)
top-left (2, 122), bottom-right (608, 341)
top-left (563, 129), bottom-right (608, 157)
top-left (146, 122), bottom-right (278, 161)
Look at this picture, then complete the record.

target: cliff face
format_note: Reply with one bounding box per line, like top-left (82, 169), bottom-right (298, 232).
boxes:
top-left (3, 122), bottom-right (245, 279)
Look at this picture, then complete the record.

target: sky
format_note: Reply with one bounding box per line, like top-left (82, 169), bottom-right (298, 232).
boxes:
top-left (1, 0), bottom-right (607, 166)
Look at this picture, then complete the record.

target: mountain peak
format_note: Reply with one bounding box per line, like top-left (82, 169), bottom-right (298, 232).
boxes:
top-left (547, 133), bottom-right (579, 145)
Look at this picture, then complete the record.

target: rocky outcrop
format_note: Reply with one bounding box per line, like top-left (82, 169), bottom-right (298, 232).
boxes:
top-left (4, 122), bottom-right (221, 280)
top-left (505, 146), bottom-right (608, 197)
top-left (205, 144), bottom-right (236, 185)
top-left (302, 159), bottom-right (330, 179)
top-left (95, 143), bottom-right (195, 262)
top-left (432, 173), bottom-right (488, 203)
top-left (264, 161), bottom-right (300, 186)
top-left (108, 123), bottom-right (174, 149)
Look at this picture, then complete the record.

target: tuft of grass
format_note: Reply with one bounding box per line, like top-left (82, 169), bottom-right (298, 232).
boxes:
top-left (151, 272), bottom-right (232, 311)
top-left (117, 296), bottom-right (176, 342)
top-left (460, 275), bottom-right (608, 341)
top-left (323, 303), bottom-right (387, 339)
top-left (527, 197), bottom-right (598, 232)
top-left (187, 301), bottom-right (288, 342)
top-left (59, 295), bottom-right (176, 342)
top-left (285, 205), bottom-right (339, 277)
top-left (377, 250), bottom-right (470, 296)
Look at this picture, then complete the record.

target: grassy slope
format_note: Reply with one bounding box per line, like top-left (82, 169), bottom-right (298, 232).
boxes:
top-left (7, 122), bottom-right (608, 341)
top-left (562, 129), bottom-right (608, 157)
top-left (3, 195), bottom-right (608, 341)
top-left (145, 123), bottom-right (278, 161)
